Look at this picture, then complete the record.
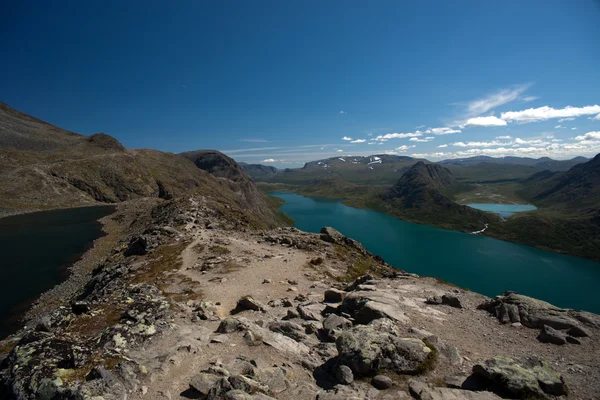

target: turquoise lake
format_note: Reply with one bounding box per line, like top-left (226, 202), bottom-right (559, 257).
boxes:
top-left (466, 203), bottom-right (537, 218)
top-left (272, 192), bottom-right (600, 313)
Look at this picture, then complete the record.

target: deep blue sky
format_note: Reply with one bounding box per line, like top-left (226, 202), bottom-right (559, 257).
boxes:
top-left (2, 0), bottom-right (600, 166)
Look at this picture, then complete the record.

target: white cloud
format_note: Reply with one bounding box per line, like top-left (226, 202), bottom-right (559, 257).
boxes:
top-left (558, 117), bottom-right (575, 122)
top-left (373, 132), bottom-right (423, 141)
top-left (555, 125), bottom-right (564, 129)
top-left (522, 96), bottom-right (539, 102)
top-left (501, 105), bottom-right (600, 123)
top-left (466, 83), bottom-right (532, 116)
top-left (574, 131), bottom-right (600, 141)
top-left (465, 116), bottom-right (508, 127)
top-left (426, 127), bottom-right (461, 135)
top-left (339, 110), bottom-right (346, 114)
top-left (513, 138), bottom-right (546, 146)
top-left (453, 140), bottom-right (506, 148)
top-left (395, 145), bottom-right (416, 152)
top-left (571, 127), bottom-right (577, 130)
top-left (410, 137), bottom-right (434, 143)
top-left (437, 144), bottom-right (448, 148)
top-left (496, 135), bottom-right (512, 139)
top-left (342, 136), bottom-right (353, 141)
top-left (261, 158), bottom-right (278, 163)
top-left (337, 149), bottom-right (344, 152)
top-left (350, 139), bottom-right (366, 143)
top-left (594, 114), bottom-right (600, 121)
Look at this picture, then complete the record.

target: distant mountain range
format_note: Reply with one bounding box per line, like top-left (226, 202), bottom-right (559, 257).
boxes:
top-left (440, 155), bottom-right (588, 171)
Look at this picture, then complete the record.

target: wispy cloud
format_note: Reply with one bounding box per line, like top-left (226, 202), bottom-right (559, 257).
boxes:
top-left (350, 139), bottom-right (366, 143)
top-left (558, 117), bottom-right (575, 122)
top-left (426, 127), bottom-right (461, 135)
top-left (238, 139), bottom-right (270, 143)
top-left (342, 136), bottom-right (353, 141)
top-left (374, 132), bottom-right (423, 142)
top-left (575, 131), bottom-right (600, 141)
top-left (501, 105), bottom-right (600, 123)
top-left (496, 135), bottom-right (512, 139)
top-left (410, 137), bottom-right (434, 143)
top-left (522, 96), bottom-right (539, 102)
top-left (437, 144), bottom-right (448, 148)
top-left (395, 145), bottom-right (416, 152)
top-left (466, 83), bottom-right (532, 116)
top-left (339, 110), bottom-right (346, 114)
top-left (261, 158), bottom-right (280, 163)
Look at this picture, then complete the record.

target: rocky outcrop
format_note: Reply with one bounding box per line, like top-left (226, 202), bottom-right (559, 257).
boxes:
top-left (335, 325), bottom-right (435, 377)
top-left (478, 291), bottom-right (598, 344)
top-left (472, 356), bottom-right (567, 398)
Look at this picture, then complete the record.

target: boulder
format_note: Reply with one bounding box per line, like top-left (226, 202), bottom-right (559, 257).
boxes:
top-left (297, 303), bottom-right (325, 321)
top-left (190, 373), bottom-right (223, 395)
top-left (254, 367), bottom-right (287, 394)
top-left (324, 288), bottom-right (346, 303)
top-left (441, 295), bottom-right (463, 309)
top-left (537, 325), bottom-right (567, 345)
top-left (412, 386), bottom-right (502, 400)
top-left (268, 321), bottom-right (307, 342)
top-left (336, 325), bottom-right (435, 377)
top-left (336, 365), bottom-right (354, 385)
top-left (217, 317), bottom-right (249, 333)
top-left (371, 375), bottom-right (393, 390)
top-left (323, 314), bottom-right (352, 331)
top-left (478, 292), bottom-right (593, 339)
top-left (341, 291), bottom-right (408, 324)
top-left (234, 296), bottom-right (266, 313)
top-left (472, 356), bottom-right (567, 398)
top-left (320, 227), bottom-right (344, 243)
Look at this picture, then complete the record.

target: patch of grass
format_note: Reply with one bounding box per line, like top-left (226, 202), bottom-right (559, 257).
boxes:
top-left (129, 239), bottom-right (190, 286)
top-left (68, 304), bottom-right (124, 340)
top-left (209, 245), bottom-right (231, 255)
top-left (221, 260), bottom-right (243, 273)
top-left (416, 339), bottom-right (439, 374)
top-left (0, 340), bottom-right (17, 356)
top-left (310, 257), bottom-right (324, 265)
top-left (192, 242), bottom-right (206, 253)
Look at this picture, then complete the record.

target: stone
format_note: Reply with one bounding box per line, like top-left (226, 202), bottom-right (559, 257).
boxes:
top-left (371, 375), bottom-right (393, 390)
top-left (324, 289), bottom-right (346, 303)
top-left (336, 325), bottom-right (434, 377)
top-left (234, 296), bottom-right (266, 313)
top-left (342, 291), bottom-right (408, 324)
top-left (71, 301), bottom-right (90, 315)
top-left (217, 317), bottom-right (248, 333)
top-left (283, 309), bottom-right (300, 320)
top-left (211, 334), bottom-right (229, 344)
top-left (566, 336), bottom-right (581, 344)
top-left (229, 374), bottom-right (267, 394)
top-left (322, 314), bottom-right (352, 331)
top-left (268, 321), bottom-right (307, 342)
top-left (319, 226), bottom-right (344, 243)
top-left (441, 294), bottom-right (463, 309)
top-left (472, 356), bottom-right (567, 398)
top-left (425, 296), bottom-right (442, 305)
top-left (262, 279), bottom-right (272, 284)
top-left (537, 325), bottom-right (567, 345)
top-left (478, 292), bottom-right (594, 339)
top-left (243, 330), bottom-right (262, 346)
top-left (35, 316), bottom-right (52, 332)
top-left (255, 367), bottom-right (287, 393)
top-left (336, 365), bottom-right (354, 385)
top-left (297, 303), bottom-right (325, 321)
top-left (344, 275), bottom-right (374, 292)
top-left (416, 387), bottom-right (502, 400)
top-left (189, 373), bottom-right (221, 395)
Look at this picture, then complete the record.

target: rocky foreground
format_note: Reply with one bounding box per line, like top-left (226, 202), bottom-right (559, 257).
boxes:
top-left (1, 198), bottom-right (599, 400)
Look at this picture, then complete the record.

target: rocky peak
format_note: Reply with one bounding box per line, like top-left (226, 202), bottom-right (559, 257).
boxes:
top-left (180, 150), bottom-right (248, 183)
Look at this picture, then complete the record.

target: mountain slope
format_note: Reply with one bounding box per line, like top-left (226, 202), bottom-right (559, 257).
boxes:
top-left (377, 162), bottom-right (496, 231)
top-left (0, 103), bottom-right (286, 228)
top-left (239, 163), bottom-right (278, 180)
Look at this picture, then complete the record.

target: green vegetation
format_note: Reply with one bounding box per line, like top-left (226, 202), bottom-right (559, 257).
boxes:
top-left (416, 339), bottom-right (439, 374)
top-left (209, 245), bottom-right (231, 255)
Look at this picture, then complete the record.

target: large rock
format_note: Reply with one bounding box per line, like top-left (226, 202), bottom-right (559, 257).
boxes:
top-left (320, 227), bottom-right (345, 243)
top-left (478, 292), bottom-right (594, 338)
top-left (472, 356), bottom-right (567, 398)
top-left (322, 314), bottom-right (352, 331)
top-left (234, 296), bottom-right (266, 313)
top-left (410, 383), bottom-right (502, 400)
top-left (336, 325), bottom-right (435, 377)
top-left (297, 303), bottom-right (326, 322)
top-left (268, 321), bottom-right (307, 342)
top-left (537, 325), bottom-right (567, 345)
top-left (341, 291), bottom-right (408, 324)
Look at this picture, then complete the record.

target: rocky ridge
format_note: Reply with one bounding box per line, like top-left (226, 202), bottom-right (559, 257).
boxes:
top-left (1, 200), bottom-right (599, 400)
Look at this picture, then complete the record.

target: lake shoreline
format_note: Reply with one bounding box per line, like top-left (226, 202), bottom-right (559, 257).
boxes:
top-left (271, 191), bottom-right (600, 313)
top-left (0, 205), bottom-right (118, 339)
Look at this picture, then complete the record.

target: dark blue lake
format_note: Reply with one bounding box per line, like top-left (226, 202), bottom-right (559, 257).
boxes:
top-left (272, 192), bottom-right (600, 313)
top-left (0, 206), bottom-right (115, 339)
top-left (467, 203), bottom-right (537, 218)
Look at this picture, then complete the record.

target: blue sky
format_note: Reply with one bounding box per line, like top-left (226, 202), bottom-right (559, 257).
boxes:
top-left (2, 0), bottom-right (600, 167)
